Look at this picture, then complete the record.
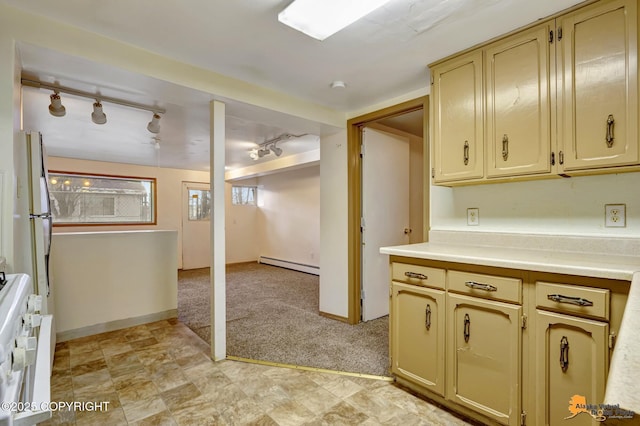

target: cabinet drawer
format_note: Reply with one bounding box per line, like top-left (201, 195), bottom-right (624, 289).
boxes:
top-left (392, 263), bottom-right (446, 290)
top-left (448, 270), bottom-right (521, 304)
top-left (536, 282), bottom-right (609, 321)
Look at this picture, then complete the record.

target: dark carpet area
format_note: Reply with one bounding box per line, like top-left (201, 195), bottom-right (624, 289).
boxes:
top-left (178, 262), bottom-right (389, 376)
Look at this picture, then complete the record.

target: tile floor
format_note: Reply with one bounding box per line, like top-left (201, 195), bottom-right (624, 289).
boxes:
top-left (42, 319), bottom-right (473, 425)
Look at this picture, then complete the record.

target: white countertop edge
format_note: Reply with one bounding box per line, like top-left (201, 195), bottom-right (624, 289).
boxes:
top-left (53, 230), bottom-right (178, 236)
top-left (380, 243), bottom-right (640, 281)
top-left (604, 271), bottom-right (640, 413)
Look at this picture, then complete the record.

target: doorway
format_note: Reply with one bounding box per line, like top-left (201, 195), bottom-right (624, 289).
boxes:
top-left (347, 97), bottom-right (428, 324)
top-left (181, 181), bottom-right (211, 270)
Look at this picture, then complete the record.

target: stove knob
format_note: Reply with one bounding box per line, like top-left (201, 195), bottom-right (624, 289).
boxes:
top-left (27, 294), bottom-right (43, 313)
top-left (23, 313), bottom-right (42, 328)
top-left (12, 336), bottom-right (37, 371)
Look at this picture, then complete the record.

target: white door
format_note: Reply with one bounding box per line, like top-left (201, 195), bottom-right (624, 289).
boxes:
top-left (361, 127), bottom-right (410, 321)
top-left (182, 182), bottom-right (211, 270)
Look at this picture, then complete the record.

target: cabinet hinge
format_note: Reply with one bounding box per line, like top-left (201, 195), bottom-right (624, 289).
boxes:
top-left (521, 315), bottom-right (527, 330)
top-left (430, 75), bottom-right (434, 85)
top-left (557, 27), bottom-right (562, 41)
top-left (549, 30), bottom-right (553, 43)
top-left (609, 332), bottom-right (616, 349)
top-left (521, 411), bottom-right (527, 426)
top-left (431, 167), bottom-right (435, 178)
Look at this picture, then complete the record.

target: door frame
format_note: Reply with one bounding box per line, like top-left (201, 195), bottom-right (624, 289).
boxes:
top-left (181, 180), bottom-right (211, 270)
top-left (346, 96), bottom-right (429, 324)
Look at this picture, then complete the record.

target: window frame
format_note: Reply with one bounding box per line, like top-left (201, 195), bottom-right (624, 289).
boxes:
top-left (231, 185), bottom-right (258, 206)
top-left (48, 171), bottom-right (157, 226)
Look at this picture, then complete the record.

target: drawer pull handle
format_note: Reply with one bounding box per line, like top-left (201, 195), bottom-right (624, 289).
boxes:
top-left (425, 304), bottom-right (431, 330)
top-left (463, 313), bottom-right (471, 343)
top-left (405, 272), bottom-right (427, 280)
top-left (547, 294), bottom-right (593, 307)
top-left (560, 336), bottom-right (569, 372)
top-left (465, 281), bottom-right (497, 292)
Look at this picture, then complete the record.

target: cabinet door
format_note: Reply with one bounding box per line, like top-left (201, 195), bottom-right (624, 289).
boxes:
top-left (447, 293), bottom-right (522, 425)
top-left (558, 0), bottom-right (638, 171)
top-left (432, 50), bottom-right (484, 183)
top-left (486, 23), bottom-right (552, 178)
top-left (535, 310), bottom-right (608, 426)
top-left (391, 282), bottom-right (445, 396)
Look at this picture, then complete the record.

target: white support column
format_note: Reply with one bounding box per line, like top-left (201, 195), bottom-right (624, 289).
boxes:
top-left (210, 100), bottom-right (226, 360)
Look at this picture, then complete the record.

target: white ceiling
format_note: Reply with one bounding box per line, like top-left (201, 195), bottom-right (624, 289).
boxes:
top-left (7, 0), bottom-right (585, 172)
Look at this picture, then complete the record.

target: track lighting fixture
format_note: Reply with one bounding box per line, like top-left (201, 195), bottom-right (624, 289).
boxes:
top-left (22, 78), bottom-right (167, 132)
top-left (48, 92), bottom-right (66, 117)
top-left (248, 133), bottom-right (308, 160)
top-left (147, 113), bottom-right (161, 134)
top-left (91, 101), bottom-right (107, 125)
top-left (270, 145), bottom-right (283, 156)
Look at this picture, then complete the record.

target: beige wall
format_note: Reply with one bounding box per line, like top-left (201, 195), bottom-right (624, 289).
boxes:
top-left (256, 165), bottom-right (320, 267)
top-left (47, 156), bottom-right (209, 269)
top-left (430, 172), bottom-right (640, 238)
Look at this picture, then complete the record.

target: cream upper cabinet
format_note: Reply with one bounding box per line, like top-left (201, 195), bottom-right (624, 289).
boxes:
top-left (485, 23), bottom-right (553, 178)
top-left (557, 0), bottom-right (638, 171)
top-left (430, 0), bottom-right (640, 185)
top-left (390, 282), bottom-right (445, 396)
top-left (535, 310), bottom-right (608, 426)
top-left (432, 50), bottom-right (484, 183)
top-left (447, 293), bottom-right (522, 426)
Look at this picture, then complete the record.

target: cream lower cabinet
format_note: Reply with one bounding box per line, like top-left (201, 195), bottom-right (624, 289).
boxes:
top-left (535, 310), bottom-right (608, 426)
top-left (390, 282), bottom-right (445, 396)
top-left (447, 293), bottom-right (522, 426)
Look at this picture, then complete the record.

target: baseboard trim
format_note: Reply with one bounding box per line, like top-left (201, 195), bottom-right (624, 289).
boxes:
top-left (56, 309), bottom-right (178, 342)
top-left (258, 256), bottom-right (319, 276)
top-left (319, 311), bottom-right (350, 323)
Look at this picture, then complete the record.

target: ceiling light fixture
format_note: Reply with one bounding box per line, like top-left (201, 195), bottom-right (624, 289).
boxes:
top-left (248, 133), bottom-right (308, 160)
top-left (147, 113), bottom-right (161, 134)
top-left (22, 78), bottom-right (166, 131)
top-left (330, 80), bottom-right (346, 89)
top-left (91, 101), bottom-right (107, 125)
top-left (278, 0), bottom-right (392, 41)
top-left (48, 92), bottom-right (66, 117)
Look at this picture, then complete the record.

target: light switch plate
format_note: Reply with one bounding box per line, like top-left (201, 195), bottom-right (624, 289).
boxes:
top-left (605, 204), bottom-right (626, 228)
top-left (467, 208), bottom-right (479, 226)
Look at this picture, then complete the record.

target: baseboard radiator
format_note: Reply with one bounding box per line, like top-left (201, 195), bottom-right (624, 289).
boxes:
top-left (258, 256), bottom-right (320, 276)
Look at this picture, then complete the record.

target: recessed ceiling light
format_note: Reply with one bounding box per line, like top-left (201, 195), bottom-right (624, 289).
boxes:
top-left (278, 0), bottom-right (392, 41)
top-left (330, 80), bottom-right (346, 89)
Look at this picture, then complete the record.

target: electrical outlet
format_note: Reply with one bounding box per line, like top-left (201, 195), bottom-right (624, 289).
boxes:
top-left (467, 208), bottom-right (479, 226)
top-left (605, 204), bottom-right (626, 228)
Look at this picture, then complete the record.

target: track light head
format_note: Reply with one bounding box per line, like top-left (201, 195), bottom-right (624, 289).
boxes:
top-left (258, 147), bottom-right (270, 158)
top-left (48, 93), bottom-right (66, 117)
top-left (147, 113), bottom-right (161, 134)
top-left (270, 144), bottom-right (283, 156)
top-left (91, 101), bottom-right (107, 125)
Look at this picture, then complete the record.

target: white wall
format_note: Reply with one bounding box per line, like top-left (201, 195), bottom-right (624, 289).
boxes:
top-left (51, 230), bottom-right (177, 338)
top-left (256, 165), bottom-right (320, 267)
top-left (225, 179), bottom-right (259, 263)
top-left (47, 156), bottom-right (210, 268)
top-left (319, 130), bottom-right (349, 317)
top-left (431, 172), bottom-right (640, 238)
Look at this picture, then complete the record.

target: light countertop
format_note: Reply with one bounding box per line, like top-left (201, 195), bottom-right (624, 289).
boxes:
top-left (380, 242), bottom-right (640, 281)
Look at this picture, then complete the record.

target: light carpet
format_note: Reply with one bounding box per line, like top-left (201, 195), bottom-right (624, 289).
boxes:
top-left (177, 262), bottom-right (389, 376)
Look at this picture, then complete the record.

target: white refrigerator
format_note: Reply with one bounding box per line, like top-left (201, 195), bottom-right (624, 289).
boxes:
top-left (15, 131), bottom-right (54, 319)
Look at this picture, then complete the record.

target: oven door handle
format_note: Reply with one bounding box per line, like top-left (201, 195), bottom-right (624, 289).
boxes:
top-left (13, 315), bottom-right (53, 426)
